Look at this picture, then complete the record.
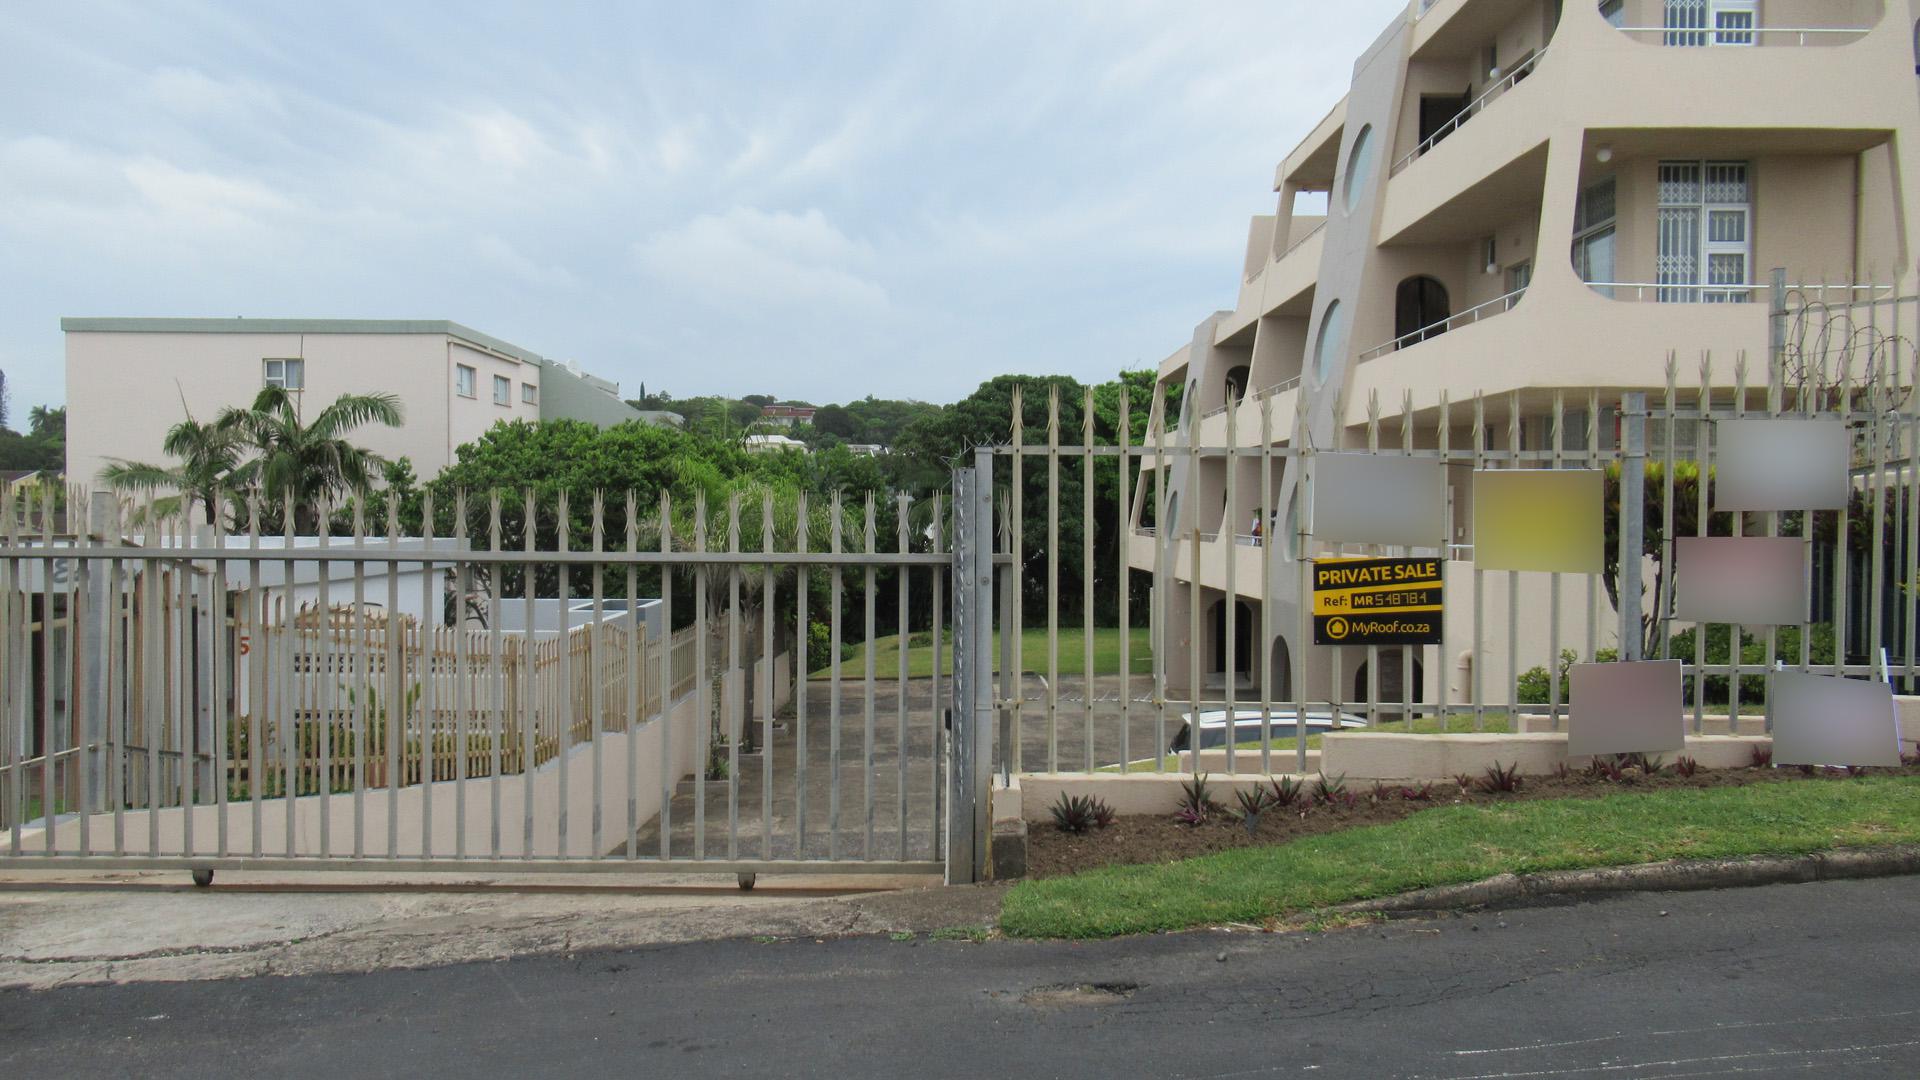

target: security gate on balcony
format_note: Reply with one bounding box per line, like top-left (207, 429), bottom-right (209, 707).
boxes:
top-left (0, 484), bottom-right (989, 883)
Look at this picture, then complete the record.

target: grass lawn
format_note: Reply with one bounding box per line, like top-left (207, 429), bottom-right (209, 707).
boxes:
top-left (999, 776), bottom-right (1920, 939)
top-left (811, 626), bottom-right (1152, 680)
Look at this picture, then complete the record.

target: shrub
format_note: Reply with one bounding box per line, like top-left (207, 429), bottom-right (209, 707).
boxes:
top-left (1668, 624), bottom-right (1836, 706)
top-left (1454, 772), bottom-right (1475, 793)
top-left (1268, 775), bottom-right (1304, 808)
top-left (1050, 793), bottom-right (1099, 834)
top-left (1092, 799), bottom-right (1116, 829)
top-left (1399, 782), bottom-right (1435, 801)
top-left (1369, 780), bottom-right (1393, 804)
top-left (807, 621), bottom-right (835, 673)
top-left (1311, 773), bottom-right (1348, 805)
top-left (1176, 773), bottom-right (1221, 824)
top-left (1476, 761), bottom-right (1523, 794)
top-left (1750, 744), bottom-right (1774, 769)
top-left (1517, 647), bottom-right (1622, 705)
top-left (1674, 756), bottom-right (1700, 778)
top-left (1232, 787), bottom-right (1272, 835)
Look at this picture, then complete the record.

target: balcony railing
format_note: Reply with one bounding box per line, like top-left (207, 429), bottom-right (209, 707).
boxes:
top-left (1358, 287), bottom-right (1527, 362)
top-left (1255, 374), bottom-right (1302, 401)
top-left (1613, 25), bottom-right (1872, 47)
top-left (1583, 282), bottom-right (1892, 304)
top-left (1279, 219), bottom-right (1326, 260)
top-left (1390, 49), bottom-right (1545, 177)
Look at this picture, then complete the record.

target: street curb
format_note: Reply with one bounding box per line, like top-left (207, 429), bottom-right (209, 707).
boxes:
top-left (1336, 845), bottom-right (1920, 915)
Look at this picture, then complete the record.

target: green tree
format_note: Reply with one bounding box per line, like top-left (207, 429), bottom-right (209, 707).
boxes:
top-left (99, 408), bottom-right (253, 525)
top-left (223, 387), bottom-right (404, 532)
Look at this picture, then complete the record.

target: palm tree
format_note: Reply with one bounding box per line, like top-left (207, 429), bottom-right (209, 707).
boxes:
top-left (98, 409), bottom-right (253, 525)
top-left (221, 386), bottom-right (404, 532)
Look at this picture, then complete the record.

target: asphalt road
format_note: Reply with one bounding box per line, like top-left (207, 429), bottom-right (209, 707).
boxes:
top-left (4, 877), bottom-right (1917, 1079)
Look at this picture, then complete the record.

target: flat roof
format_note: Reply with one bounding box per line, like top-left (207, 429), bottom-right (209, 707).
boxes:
top-left (59, 317), bottom-right (548, 367)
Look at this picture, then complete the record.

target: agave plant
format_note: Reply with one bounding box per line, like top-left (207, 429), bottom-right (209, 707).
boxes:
top-left (1050, 793), bottom-right (1100, 834)
top-left (1268, 775), bottom-right (1304, 808)
top-left (1476, 761), bottom-right (1523, 794)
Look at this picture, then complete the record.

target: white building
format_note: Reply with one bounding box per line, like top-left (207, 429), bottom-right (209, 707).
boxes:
top-left (63, 318), bottom-right (657, 484)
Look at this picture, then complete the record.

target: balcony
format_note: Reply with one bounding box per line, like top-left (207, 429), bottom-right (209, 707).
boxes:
top-left (1609, 22), bottom-right (1875, 49)
top-left (1391, 49), bottom-right (1547, 178)
top-left (1357, 287), bottom-right (1527, 362)
top-left (1581, 282), bottom-right (1890, 304)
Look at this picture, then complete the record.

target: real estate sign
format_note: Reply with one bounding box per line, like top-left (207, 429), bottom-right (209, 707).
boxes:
top-left (1311, 557), bottom-right (1443, 646)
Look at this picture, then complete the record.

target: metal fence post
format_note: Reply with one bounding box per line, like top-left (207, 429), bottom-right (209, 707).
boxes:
top-left (1619, 392), bottom-right (1648, 661)
top-left (947, 457), bottom-right (993, 884)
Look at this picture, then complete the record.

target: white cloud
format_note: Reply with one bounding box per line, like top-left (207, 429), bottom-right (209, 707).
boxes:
top-left (634, 206), bottom-right (887, 311)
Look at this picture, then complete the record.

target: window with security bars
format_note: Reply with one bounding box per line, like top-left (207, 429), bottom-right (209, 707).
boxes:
top-left (1664, 0), bottom-right (1758, 47)
top-left (1657, 160), bottom-right (1751, 302)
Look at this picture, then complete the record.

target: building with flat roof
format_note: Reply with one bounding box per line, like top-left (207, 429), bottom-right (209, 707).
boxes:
top-left (62, 318), bottom-right (659, 484)
top-left (1133, 0), bottom-right (1920, 701)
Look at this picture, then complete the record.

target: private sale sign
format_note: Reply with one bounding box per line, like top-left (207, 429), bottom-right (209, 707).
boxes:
top-left (1311, 557), bottom-right (1443, 646)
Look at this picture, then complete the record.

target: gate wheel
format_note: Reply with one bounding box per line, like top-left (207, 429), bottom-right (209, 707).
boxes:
top-left (737, 873), bottom-right (757, 891)
top-left (190, 869), bottom-right (214, 888)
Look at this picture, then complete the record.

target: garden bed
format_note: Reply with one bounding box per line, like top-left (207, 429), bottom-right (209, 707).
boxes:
top-left (1025, 757), bottom-right (1920, 880)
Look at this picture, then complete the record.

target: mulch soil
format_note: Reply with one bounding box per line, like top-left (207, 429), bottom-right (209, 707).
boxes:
top-left (1024, 759), bottom-right (1920, 879)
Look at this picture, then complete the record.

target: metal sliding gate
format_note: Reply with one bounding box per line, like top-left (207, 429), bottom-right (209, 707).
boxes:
top-left (0, 484), bottom-right (991, 883)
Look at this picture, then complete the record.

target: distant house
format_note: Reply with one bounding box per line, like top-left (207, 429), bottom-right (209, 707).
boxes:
top-left (62, 317), bottom-right (672, 484)
top-left (743, 434), bottom-right (806, 453)
top-left (759, 405), bottom-right (816, 428)
top-left (845, 444), bottom-right (887, 457)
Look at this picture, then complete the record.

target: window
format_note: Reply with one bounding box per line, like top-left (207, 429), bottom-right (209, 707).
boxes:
top-left (1657, 160), bottom-right (1751, 302)
top-left (522, 382), bottom-right (538, 404)
top-left (493, 374), bottom-right (511, 406)
top-left (1342, 126), bottom-right (1375, 214)
top-left (1664, 1), bottom-right (1758, 47)
top-left (1599, 0), bottom-right (1626, 28)
top-left (1571, 176), bottom-right (1617, 296)
top-left (455, 364), bottom-right (477, 398)
top-left (263, 358), bottom-right (304, 390)
top-left (1506, 260), bottom-right (1533, 300)
top-left (1481, 236), bottom-right (1499, 271)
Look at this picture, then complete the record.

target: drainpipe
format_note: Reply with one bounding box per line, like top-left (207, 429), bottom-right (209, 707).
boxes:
top-left (1455, 649), bottom-right (1475, 702)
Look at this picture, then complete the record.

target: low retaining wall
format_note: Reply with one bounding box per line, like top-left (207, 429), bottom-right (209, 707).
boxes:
top-left (19, 691), bottom-right (706, 861)
top-left (1004, 732), bottom-right (1772, 822)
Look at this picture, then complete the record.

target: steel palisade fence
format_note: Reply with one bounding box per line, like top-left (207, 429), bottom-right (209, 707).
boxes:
top-left (0, 484), bottom-right (954, 877)
top-left (981, 277), bottom-right (1918, 777)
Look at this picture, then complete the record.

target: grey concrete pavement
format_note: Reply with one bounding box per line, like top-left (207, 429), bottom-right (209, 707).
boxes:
top-left (3, 877), bottom-right (1917, 1078)
top-left (0, 869), bottom-right (992, 990)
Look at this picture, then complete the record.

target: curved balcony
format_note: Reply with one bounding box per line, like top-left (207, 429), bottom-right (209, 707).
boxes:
top-left (1357, 287), bottom-right (1528, 363)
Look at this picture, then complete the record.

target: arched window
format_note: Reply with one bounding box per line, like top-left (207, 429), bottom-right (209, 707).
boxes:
top-left (1395, 276), bottom-right (1452, 346)
top-left (1224, 364), bottom-right (1251, 403)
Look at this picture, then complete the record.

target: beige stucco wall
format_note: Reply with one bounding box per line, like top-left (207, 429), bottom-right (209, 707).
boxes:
top-left (65, 329), bottom-right (541, 487)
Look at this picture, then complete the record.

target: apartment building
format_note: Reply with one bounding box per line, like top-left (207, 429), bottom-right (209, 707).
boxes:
top-left (63, 318), bottom-right (655, 484)
top-left (1134, 0), bottom-right (1920, 703)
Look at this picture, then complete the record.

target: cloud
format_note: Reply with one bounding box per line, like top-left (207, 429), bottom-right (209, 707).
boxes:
top-left (634, 206), bottom-right (887, 311)
top-left (0, 0), bottom-right (1412, 415)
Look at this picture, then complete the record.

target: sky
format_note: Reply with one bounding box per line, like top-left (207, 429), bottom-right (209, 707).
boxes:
top-left (0, 0), bottom-right (1407, 416)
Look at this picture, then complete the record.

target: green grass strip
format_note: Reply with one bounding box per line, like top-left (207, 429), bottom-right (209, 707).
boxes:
top-left (812, 626), bottom-right (1153, 680)
top-left (1000, 777), bottom-right (1920, 939)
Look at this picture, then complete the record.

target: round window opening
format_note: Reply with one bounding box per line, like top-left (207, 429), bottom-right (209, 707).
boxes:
top-left (1313, 300), bottom-right (1346, 382)
top-left (1342, 125), bottom-right (1375, 214)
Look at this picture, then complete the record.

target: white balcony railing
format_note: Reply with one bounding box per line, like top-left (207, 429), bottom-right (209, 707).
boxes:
top-left (1613, 26), bottom-right (1872, 48)
top-left (1390, 49), bottom-right (1545, 177)
top-left (1583, 282), bottom-right (1891, 304)
top-left (1358, 287), bottom-right (1527, 362)
top-left (1255, 374), bottom-right (1302, 401)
